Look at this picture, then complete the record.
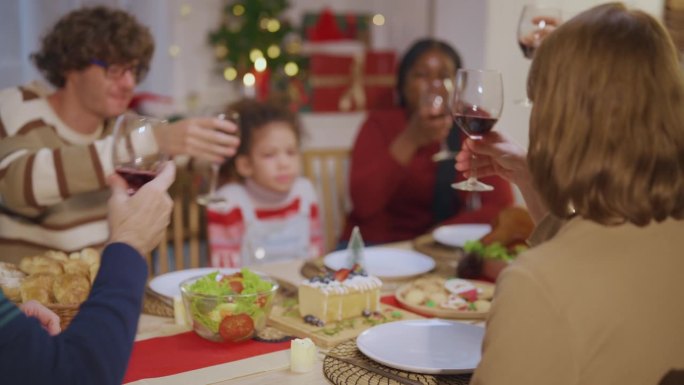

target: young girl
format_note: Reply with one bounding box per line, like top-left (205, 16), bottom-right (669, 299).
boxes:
top-left (206, 99), bottom-right (323, 267)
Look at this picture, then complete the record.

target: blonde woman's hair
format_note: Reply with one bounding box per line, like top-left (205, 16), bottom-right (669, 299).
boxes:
top-left (527, 2), bottom-right (684, 226)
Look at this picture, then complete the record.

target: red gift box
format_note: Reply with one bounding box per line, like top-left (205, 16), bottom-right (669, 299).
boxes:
top-left (309, 51), bottom-right (396, 112)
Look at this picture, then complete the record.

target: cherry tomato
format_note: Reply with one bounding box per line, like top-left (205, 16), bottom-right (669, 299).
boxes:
top-left (218, 314), bottom-right (255, 342)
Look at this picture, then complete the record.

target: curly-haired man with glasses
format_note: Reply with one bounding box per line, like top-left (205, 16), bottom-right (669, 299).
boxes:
top-left (0, 6), bottom-right (239, 263)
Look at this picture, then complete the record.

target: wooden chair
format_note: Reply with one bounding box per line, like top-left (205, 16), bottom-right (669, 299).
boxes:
top-left (146, 162), bottom-right (206, 277)
top-left (301, 148), bottom-right (351, 253)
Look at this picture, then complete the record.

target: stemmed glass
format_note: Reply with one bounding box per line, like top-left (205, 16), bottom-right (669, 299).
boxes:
top-left (426, 80), bottom-right (454, 162)
top-left (516, 4), bottom-right (562, 106)
top-left (449, 69), bottom-right (503, 192)
top-left (196, 110), bottom-right (240, 207)
top-left (112, 113), bottom-right (169, 195)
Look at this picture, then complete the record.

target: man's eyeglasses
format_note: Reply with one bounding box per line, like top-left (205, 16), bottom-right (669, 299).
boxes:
top-left (91, 59), bottom-right (147, 81)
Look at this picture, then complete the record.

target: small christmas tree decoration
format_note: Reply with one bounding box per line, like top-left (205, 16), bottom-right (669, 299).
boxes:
top-left (347, 226), bottom-right (366, 270)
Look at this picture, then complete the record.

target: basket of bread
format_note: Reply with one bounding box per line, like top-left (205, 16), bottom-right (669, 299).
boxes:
top-left (0, 248), bottom-right (101, 329)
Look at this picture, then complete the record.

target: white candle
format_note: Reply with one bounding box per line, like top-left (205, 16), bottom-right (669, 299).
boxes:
top-left (290, 338), bottom-right (317, 373)
top-left (173, 295), bottom-right (189, 326)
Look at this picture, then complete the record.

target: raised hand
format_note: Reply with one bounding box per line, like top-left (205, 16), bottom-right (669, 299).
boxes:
top-left (107, 161), bottom-right (176, 255)
top-left (154, 117), bottom-right (239, 163)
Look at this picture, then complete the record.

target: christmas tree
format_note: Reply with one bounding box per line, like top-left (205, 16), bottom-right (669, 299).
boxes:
top-left (208, 0), bottom-right (305, 100)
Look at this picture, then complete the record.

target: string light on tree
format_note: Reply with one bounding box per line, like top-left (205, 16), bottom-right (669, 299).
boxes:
top-left (267, 44), bottom-right (281, 58)
top-left (284, 62), bottom-right (299, 77)
top-left (224, 67), bottom-right (238, 81)
top-left (254, 57), bottom-right (267, 72)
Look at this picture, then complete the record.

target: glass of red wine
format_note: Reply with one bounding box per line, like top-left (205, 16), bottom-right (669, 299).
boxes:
top-left (112, 113), bottom-right (168, 195)
top-left (450, 69), bottom-right (503, 192)
top-left (516, 4), bottom-right (561, 106)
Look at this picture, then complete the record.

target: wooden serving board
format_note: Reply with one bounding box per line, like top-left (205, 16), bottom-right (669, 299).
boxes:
top-left (268, 301), bottom-right (423, 348)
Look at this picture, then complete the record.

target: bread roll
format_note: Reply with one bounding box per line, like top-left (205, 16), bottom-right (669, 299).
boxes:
top-left (20, 274), bottom-right (55, 303)
top-left (19, 256), bottom-right (63, 276)
top-left (53, 274), bottom-right (90, 305)
top-left (79, 248), bottom-right (101, 266)
top-left (62, 259), bottom-right (90, 279)
top-left (44, 250), bottom-right (69, 261)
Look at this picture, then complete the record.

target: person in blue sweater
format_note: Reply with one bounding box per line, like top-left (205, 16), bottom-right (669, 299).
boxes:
top-left (0, 161), bottom-right (175, 385)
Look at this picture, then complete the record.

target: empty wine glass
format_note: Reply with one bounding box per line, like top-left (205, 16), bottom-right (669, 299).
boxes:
top-left (450, 69), bottom-right (504, 192)
top-left (112, 113), bottom-right (169, 195)
top-left (196, 110), bottom-right (240, 208)
top-left (516, 4), bottom-right (562, 106)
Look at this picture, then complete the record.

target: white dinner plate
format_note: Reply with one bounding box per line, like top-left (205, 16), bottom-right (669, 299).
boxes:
top-left (356, 319), bottom-right (484, 374)
top-left (432, 224), bottom-right (492, 248)
top-left (323, 247), bottom-right (435, 279)
top-left (148, 267), bottom-right (241, 299)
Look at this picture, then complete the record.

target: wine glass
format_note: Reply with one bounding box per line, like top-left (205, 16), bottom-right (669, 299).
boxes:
top-left (516, 4), bottom-right (562, 106)
top-left (449, 69), bottom-right (503, 192)
top-left (112, 113), bottom-right (169, 195)
top-left (427, 80), bottom-right (455, 162)
top-left (196, 110), bottom-right (240, 208)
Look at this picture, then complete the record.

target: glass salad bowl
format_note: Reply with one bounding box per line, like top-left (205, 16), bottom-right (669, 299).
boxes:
top-left (180, 269), bottom-right (278, 343)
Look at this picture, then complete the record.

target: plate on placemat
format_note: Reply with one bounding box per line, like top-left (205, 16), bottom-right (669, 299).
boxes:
top-left (356, 319), bottom-right (484, 374)
top-left (148, 268), bottom-right (241, 299)
top-left (395, 275), bottom-right (495, 320)
top-left (432, 224), bottom-right (491, 248)
top-left (323, 247), bottom-right (435, 280)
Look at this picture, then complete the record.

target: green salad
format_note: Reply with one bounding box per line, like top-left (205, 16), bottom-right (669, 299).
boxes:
top-left (463, 240), bottom-right (527, 261)
top-left (186, 269), bottom-right (274, 335)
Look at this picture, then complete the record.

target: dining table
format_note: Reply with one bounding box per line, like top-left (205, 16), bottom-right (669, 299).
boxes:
top-left (127, 240), bottom-right (483, 385)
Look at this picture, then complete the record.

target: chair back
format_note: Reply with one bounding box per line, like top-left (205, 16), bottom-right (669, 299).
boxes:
top-left (146, 161), bottom-right (205, 277)
top-left (301, 148), bottom-right (351, 253)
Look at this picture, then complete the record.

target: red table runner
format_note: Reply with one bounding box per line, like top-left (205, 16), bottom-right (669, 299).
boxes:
top-left (123, 332), bottom-right (291, 383)
top-left (124, 295), bottom-right (415, 383)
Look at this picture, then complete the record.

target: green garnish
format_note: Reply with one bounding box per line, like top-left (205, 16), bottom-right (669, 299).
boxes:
top-left (463, 240), bottom-right (525, 262)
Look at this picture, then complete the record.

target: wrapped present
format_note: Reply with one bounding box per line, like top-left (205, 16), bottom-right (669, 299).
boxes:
top-left (303, 8), bottom-right (371, 46)
top-left (309, 50), bottom-right (396, 112)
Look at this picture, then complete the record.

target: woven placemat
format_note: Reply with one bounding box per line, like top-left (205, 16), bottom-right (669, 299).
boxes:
top-left (323, 339), bottom-right (471, 385)
top-left (143, 292), bottom-right (174, 317)
top-left (413, 234), bottom-right (464, 276)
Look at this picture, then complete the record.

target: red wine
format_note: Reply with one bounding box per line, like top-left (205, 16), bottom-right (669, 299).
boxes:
top-left (115, 167), bottom-right (156, 194)
top-left (519, 41), bottom-right (535, 59)
top-left (454, 115), bottom-right (498, 139)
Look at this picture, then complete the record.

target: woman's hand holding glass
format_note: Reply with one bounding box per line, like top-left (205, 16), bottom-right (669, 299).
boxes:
top-left (450, 68), bottom-right (504, 192)
top-left (404, 86), bottom-right (452, 152)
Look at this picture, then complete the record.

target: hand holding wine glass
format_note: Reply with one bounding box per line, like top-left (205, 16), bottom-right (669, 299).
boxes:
top-left (450, 69), bottom-right (504, 192)
top-left (112, 113), bottom-right (169, 195)
top-left (424, 80), bottom-right (456, 162)
top-left (516, 4), bottom-right (562, 106)
top-left (196, 110), bottom-right (240, 208)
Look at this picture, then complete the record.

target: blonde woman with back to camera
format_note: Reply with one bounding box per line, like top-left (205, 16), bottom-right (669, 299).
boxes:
top-left (471, 3), bottom-right (684, 385)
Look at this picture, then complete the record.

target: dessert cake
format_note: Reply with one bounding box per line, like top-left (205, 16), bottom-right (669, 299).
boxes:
top-left (298, 266), bottom-right (382, 323)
